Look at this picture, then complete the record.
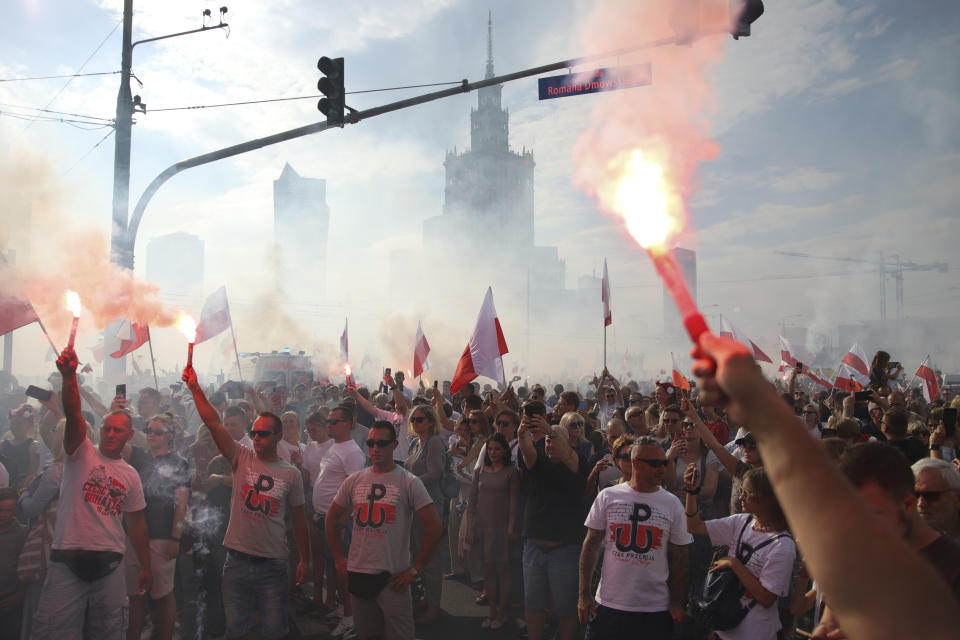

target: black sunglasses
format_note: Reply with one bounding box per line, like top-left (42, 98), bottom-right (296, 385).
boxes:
top-left (146, 428), bottom-right (169, 436)
top-left (916, 490), bottom-right (948, 502)
top-left (326, 418), bottom-right (344, 425)
top-left (614, 453), bottom-right (631, 461)
top-left (495, 420), bottom-right (513, 428)
top-left (366, 439), bottom-right (395, 448)
top-left (250, 429), bottom-right (278, 439)
top-left (635, 458), bottom-right (669, 468)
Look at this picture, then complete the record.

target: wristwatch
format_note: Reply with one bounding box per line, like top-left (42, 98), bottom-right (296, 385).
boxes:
top-left (408, 567), bottom-right (420, 577)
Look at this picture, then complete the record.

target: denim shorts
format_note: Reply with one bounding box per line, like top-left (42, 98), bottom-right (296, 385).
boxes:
top-left (222, 550), bottom-right (289, 639)
top-left (522, 540), bottom-right (580, 617)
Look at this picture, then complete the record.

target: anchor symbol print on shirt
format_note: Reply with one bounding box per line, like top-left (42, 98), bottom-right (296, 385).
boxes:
top-left (354, 482), bottom-right (399, 530)
top-left (239, 472), bottom-right (289, 519)
top-left (608, 503), bottom-right (666, 562)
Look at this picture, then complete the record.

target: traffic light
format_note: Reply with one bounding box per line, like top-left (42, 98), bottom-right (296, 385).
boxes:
top-left (731, 0), bottom-right (764, 39)
top-left (317, 56), bottom-right (345, 124)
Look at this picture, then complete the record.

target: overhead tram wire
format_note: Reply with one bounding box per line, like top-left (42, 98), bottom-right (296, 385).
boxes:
top-left (60, 128), bottom-right (116, 179)
top-left (0, 102), bottom-right (113, 122)
top-left (0, 70), bottom-right (121, 83)
top-left (148, 81), bottom-right (465, 113)
top-left (16, 19), bottom-right (122, 138)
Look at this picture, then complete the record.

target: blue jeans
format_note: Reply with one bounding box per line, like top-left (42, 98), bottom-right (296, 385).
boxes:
top-left (222, 550), bottom-right (289, 639)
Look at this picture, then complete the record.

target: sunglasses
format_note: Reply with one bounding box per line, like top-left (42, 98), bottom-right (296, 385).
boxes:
top-left (803, 410), bottom-right (819, 415)
top-left (146, 428), bottom-right (170, 436)
top-left (916, 490), bottom-right (949, 502)
top-left (635, 458), bottom-right (669, 468)
top-left (326, 418), bottom-right (344, 425)
top-left (568, 421), bottom-right (584, 428)
top-left (495, 420), bottom-right (513, 428)
top-left (614, 453), bottom-right (631, 461)
top-left (250, 430), bottom-right (278, 439)
top-left (411, 416), bottom-right (429, 424)
top-left (366, 439), bottom-right (395, 448)
top-left (661, 418), bottom-right (680, 424)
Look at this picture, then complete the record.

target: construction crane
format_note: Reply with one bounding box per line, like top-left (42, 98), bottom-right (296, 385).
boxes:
top-left (774, 251), bottom-right (948, 321)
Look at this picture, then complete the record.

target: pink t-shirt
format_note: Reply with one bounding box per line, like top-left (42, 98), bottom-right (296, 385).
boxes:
top-left (53, 439), bottom-right (146, 554)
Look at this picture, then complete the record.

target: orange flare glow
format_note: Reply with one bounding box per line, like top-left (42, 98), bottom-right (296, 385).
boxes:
top-left (177, 315), bottom-right (197, 342)
top-left (66, 290), bottom-right (82, 317)
top-left (600, 149), bottom-right (684, 251)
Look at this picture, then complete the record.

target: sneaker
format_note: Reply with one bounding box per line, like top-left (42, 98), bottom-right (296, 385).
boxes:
top-left (330, 621), bottom-right (357, 640)
top-left (322, 604), bottom-right (345, 623)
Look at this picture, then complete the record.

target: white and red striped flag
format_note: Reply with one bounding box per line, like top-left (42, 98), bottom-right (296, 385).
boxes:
top-left (671, 352), bottom-right (691, 391)
top-left (833, 342), bottom-right (870, 391)
top-left (719, 314), bottom-right (772, 363)
top-left (110, 320), bottom-right (150, 358)
top-left (413, 321), bottom-right (431, 378)
top-left (195, 286), bottom-right (232, 344)
top-left (450, 287), bottom-right (509, 394)
top-left (339, 318), bottom-right (348, 363)
top-left (916, 356), bottom-right (940, 402)
top-left (779, 336), bottom-right (831, 389)
top-left (601, 258), bottom-right (612, 327)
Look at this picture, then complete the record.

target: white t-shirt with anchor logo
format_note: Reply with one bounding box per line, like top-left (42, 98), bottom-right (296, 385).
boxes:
top-left (584, 484), bottom-right (692, 612)
top-left (334, 466), bottom-right (433, 575)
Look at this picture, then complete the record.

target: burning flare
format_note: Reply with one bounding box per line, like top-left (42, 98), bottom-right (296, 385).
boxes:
top-left (178, 315), bottom-right (198, 367)
top-left (177, 315), bottom-right (198, 343)
top-left (65, 290), bottom-right (82, 317)
top-left (344, 363), bottom-right (352, 377)
top-left (66, 290), bottom-right (81, 349)
top-left (600, 149), bottom-right (684, 251)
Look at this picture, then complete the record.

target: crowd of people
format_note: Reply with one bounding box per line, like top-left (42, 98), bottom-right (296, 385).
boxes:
top-left (0, 340), bottom-right (958, 640)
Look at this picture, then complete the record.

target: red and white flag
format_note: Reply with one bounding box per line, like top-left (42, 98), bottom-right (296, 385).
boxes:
top-left (671, 353), bottom-right (690, 391)
top-left (339, 319), bottom-right (349, 363)
top-left (833, 342), bottom-right (870, 391)
top-left (110, 320), bottom-right (150, 358)
top-left (601, 258), bottom-right (612, 327)
top-left (916, 356), bottom-right (940, 403)
top-left (450, 287), bottom-right (509, 394)
top-left (779, 336), bottom-right (831, 389)
top-left (413, 321), bottom-right (431, 378)
top-left (719, 314), bottom-right (772, 363)
top-left (195, 286), bottom-right (232, 344)
top-left (0, 291), bottom-right (39, 338)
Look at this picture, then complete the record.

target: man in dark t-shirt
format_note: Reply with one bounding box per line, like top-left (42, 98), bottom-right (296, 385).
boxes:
top-left (517, 401), bottom-right (587, 640)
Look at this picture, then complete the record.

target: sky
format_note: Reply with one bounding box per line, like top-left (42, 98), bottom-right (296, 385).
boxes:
top-left (1, 0), bottom-right (958, 385)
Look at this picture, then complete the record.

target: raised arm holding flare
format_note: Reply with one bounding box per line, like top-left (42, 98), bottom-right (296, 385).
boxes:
top-left (690, 333), bottom-right (958, 640)
top-left (182, 365), bottom-right (236, 462)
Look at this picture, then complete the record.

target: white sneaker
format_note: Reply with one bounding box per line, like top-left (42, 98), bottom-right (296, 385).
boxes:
top-left (330, 621), bottom-right (357, 640)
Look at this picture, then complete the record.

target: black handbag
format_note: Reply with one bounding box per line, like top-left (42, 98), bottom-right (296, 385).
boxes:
top-left (696, 516), bottom-right (791, 631)
top-left (347, 570), bottom-right (391, 599)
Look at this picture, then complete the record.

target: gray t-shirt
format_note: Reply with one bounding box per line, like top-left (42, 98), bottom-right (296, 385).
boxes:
top-left (333, 465), bottom-right (433, 574)
top-left (223, 445), bottom-right (305, 559)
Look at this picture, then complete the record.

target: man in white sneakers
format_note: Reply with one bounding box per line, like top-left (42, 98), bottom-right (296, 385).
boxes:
top-left (312, 404), bottom-right (365, 637)
top-left (578, 436), bottom-right (691, 640)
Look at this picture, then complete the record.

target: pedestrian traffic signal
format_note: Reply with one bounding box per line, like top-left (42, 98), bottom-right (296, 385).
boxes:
top-left (731, 0), bottom-right (763, 39)
top-left (317, 56), bottom-right (345, 124)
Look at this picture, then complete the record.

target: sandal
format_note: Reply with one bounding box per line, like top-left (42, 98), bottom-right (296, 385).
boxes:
top-left (491, 617), bottom-right (505, 630)
top-left (481, 618), bottom-right (492, 629)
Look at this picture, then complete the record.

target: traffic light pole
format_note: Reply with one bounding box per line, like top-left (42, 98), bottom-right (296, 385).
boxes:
top-left (126, 33), bottom-right (692, 253)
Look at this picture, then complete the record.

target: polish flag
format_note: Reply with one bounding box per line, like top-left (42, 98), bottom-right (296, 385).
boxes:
top-left (601, 258), bottom-right (612, 327)
top-left (110, 320), bottom-right (150, 358)
top-left (719, 314), bottom-right (772, 363)
top-left (0, 291), bottom-right (39, 337)
top-left (413, 321), bottom-right (431, 378)
top-left (808, 368), bottom-right (833, 390)
top-left (916, 356), bottom-right (940, 403)
top-left (195, 286), bottom-right (232, 344)
top-left (671, 353), bottom-right (690, 391)
top-left (778, 335), bottom-right (814, 373)
top-left (450, 287), bottom-right (509, 394)
top-left (833, 343), bottom-right (870, 391)
top-left (339, 319), bottom-right (349, 363)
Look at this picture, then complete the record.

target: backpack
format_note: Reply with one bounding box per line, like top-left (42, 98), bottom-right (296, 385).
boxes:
top-left (696, 515), bottom-right (792, 631)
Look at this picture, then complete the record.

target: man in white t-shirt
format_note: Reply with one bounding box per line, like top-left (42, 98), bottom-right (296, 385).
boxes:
top-left (184, 365), bottom-right (310, 640)
top-left (32, 347), bottom-right (151, 640)
top-left (578, 437), bottom-right (691, 640)
top-left (311, 405), bottom-right (365, 637)
top-left (327, 420), bottom-right (442, 640)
